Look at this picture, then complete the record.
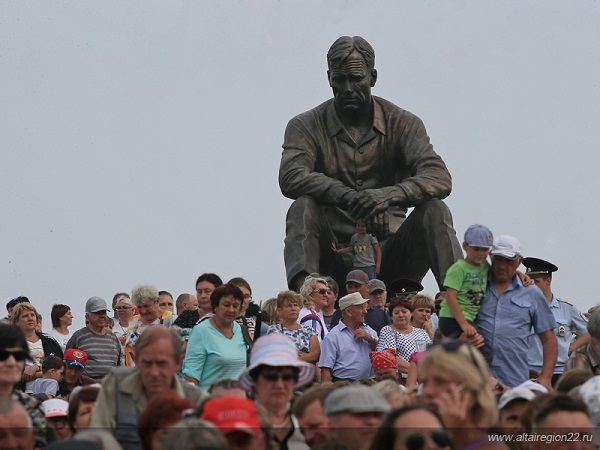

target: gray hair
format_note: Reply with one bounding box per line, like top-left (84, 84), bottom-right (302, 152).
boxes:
top-left (0, 398), bottom-right (32, 428)
top-left (588, 307), bottom-right (600, 340)
top-left (299, 276), bottom-right (330, 309)
top-left (327, 36), bottom-right (375, 71)
top-left (374, 379), bottom-right (406, 402)
top-left (75, 430), bottom-right (123, 449)
top-left (131, 284), bottom-right (159, 305)
top-left (322, 276), bottom-right (339, 295)
top-left (175, 293), bottom-right (189, 311)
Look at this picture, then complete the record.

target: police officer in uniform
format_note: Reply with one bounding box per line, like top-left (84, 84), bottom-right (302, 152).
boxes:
top-left (524, 257), bottom-right (589, 385)
top-left (388, 278), bottom-right (423, 301)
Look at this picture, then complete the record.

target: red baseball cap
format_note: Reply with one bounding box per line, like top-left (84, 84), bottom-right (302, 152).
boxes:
top-left (200, 396), bottom-right (261, 438)
top-left (64, 348), bottom-right (87, 368)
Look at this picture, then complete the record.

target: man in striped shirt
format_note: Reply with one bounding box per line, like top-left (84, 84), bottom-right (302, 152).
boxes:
top-left (66, 297), bottom-right (121, 381)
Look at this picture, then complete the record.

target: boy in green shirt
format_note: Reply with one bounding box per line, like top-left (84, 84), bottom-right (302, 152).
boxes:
top-left (439, 224), bottom-right (493, 338)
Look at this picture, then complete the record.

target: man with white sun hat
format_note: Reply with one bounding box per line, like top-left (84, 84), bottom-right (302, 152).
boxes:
top-left (319, 292), bottom-right (378, 382)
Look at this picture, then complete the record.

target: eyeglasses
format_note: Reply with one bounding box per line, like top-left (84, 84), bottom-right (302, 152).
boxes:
top-left (48, 417), bottom-right (68, 429)
top-left (0, 349), bottom-right (29, 362)
top-left (115, 306), bottom-right (132, 310)
top-left (260, 372), bottom-right (298, 383)
top-left (243, 294), bottom-right (253, 300)
top-left (313, 288), bottom-right (332, 295)
top-left (405, 431), bottom-right (451, 450)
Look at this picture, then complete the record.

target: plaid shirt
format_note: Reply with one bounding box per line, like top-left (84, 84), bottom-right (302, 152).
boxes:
top-left (565, 341), bottom-right (600, 375)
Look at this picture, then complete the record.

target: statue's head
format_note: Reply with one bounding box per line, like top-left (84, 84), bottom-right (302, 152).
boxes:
top-left (327, 36), bottom-right (377, 115)
top-left (327, 36), bottom-right (375, 72)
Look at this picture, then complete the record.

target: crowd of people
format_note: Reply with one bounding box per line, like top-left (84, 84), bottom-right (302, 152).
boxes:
top-left (1, 231), bottom-right (600, 450)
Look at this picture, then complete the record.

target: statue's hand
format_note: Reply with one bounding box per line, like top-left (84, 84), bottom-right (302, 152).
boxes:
top-left (348, 190), bottom-right (390, 220)
top-left (339, 191), bottom-right (359, 210)
top-left (367, 213), bottom-right (389, 240)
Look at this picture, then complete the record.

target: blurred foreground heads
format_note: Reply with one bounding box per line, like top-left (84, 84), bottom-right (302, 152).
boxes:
top-left (324, 384), bottom-right (390, 450)
top-left (201, 396), bottom-right (269, 450)
top-left (0, 398), bottom-right (37, 450)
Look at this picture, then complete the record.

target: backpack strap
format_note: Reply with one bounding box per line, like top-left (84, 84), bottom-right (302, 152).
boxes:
top-left (239, 323), bottom-right (253, 366)
top-left (299, 313), bottom-right (325, 340)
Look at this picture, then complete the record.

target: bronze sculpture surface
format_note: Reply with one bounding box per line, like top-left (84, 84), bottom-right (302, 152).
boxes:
top-left (279, 36), bottom-right (462, 292)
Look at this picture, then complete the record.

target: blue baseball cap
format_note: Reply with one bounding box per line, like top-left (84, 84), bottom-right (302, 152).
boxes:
top-left (464, 224), bottom-right (493, 248)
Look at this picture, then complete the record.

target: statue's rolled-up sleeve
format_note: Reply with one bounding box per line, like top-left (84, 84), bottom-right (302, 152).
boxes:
top-left (378, 112), bottom-right (453, 208)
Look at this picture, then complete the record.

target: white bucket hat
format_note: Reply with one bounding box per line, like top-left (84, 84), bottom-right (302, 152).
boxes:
top-left (238, 334), bottom-right (315, 390)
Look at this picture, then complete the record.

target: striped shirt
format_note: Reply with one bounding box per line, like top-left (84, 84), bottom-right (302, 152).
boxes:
top-left (66, 327), bottom-right (121, 380)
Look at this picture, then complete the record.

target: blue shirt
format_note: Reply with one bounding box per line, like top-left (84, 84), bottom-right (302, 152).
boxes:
top-left (431, 313), bottom-right (439, 331)
top-left (528, 295), bottom-right (588, 374)
top-left (474, 275), bottom-right (556, 387)
top-left (182, 320), bottom-right (247, 390)
top-left (318, 320), bottom-right (377, 380)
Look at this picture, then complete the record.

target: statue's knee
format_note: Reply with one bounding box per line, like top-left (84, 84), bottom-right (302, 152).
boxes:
top-left (414, 199), bottom-right (452, 223)
top-left (287, 196), bottom-right (320, 220)
top-left (288, 195), bottom-right (318, 211)
top-left (286, 195), bottom-right (321, 227)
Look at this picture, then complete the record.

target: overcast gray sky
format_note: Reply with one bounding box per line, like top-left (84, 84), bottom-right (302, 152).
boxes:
top-left (2, 2), bottom-right (599, 329)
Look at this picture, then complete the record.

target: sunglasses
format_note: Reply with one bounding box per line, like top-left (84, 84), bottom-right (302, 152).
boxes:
top-left (0, 349), bottom-right (29, 362)
top-left (313, 288), bottom-right (332, 295)
top-left (405, 431), bottom-right (451, 450)
top-left (432, 340), bottom-right (468, 352)
top-left (260, 372), bottom-right (298, 383)
top-left (429, 340), bottom-right (486, 380)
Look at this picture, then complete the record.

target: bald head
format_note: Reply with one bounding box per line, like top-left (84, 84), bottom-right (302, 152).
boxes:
top-left (0, 398), bottom-right (36, 450)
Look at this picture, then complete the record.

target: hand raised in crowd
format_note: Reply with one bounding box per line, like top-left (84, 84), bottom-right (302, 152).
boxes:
top-left (535, 374), bottom-right (553, 392)
top-left (353, 328), bottom-right (373, 343)
top-left (422, 320), bottom-right (434, 336)
top-left (22, 363), bottom-right (39, 382)
top-left (431, 383), bottom-right (470, 430)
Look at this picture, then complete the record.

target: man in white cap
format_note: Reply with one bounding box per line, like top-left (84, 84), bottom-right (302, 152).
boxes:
top-left (65, 297), bottom-right (122, 381)
top-left (319, 292), bottom-right (378, 382)
top-left (474, 235), bottom-right (557, 390)
top-left (495, 386), bottom-right (537, 449)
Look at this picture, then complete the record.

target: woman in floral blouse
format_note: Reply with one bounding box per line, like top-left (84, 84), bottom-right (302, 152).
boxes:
top-left (268, 290), bottom-right (320, 364)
